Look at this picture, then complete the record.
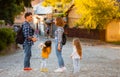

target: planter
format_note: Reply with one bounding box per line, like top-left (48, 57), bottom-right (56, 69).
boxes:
top-left (0, 43), bottom-right (18, 55)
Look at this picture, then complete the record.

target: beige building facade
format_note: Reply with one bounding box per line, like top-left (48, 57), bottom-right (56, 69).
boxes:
top-left (67, 6), bottom-right (81, 28)
top-left (106, 20), bottom-right (120, 42)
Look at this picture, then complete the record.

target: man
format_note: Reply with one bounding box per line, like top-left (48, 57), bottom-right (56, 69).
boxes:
top-left (22, 12), bottom-right (34, 71)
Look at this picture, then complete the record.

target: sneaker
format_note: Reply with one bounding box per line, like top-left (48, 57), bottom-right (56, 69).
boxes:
top-left (40, 68), bottom-right (44, 72)
top-left (40, 68), bottom-right (48, 72)
top-left (54, 68), bottom-right (63, 73)
top-left (44, 68), bottom-right (48, 72)
top-left (62, 67), bottom-right (67, 71)
top-left (24, 67), bottom-right (32, 71)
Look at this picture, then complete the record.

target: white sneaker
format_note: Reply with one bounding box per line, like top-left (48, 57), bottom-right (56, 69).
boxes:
top-left (62, 67), bottom-right (67, 71)
top-left (54, 68), bottom-right (63, 73)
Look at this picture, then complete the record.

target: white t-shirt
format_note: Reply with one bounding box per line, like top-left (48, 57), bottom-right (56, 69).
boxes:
top-left (71, 46), bottom-right (80, 59)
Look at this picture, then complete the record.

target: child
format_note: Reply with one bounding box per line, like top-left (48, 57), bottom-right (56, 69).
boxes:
top-left (39, 40), bottom-right (52, 72)
top-left (71, 38), bottom-right (82, 73)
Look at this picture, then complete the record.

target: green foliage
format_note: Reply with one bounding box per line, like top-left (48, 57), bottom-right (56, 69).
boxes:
top-left (0, 28), bottom-right (15, 51)
top-left (74, 0), bottom-right (120, 29)
top-left (42, 0), bottom-right (72, 14)
top-left (0, 0), bottom-right (32, 24)
top-left (108, 41), bottom-right (120, 45)
top-left (23, 0), bottom-right (32, 7)
top-left (0, 20), bottom-right (5, 25)
top-left (54, 13), bottom-right (66, 17)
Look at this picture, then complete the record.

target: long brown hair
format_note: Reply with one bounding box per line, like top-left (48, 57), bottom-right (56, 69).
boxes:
top-left (55, 17), bottom-right (64, 27)
top-left (73, 38), bottom-right (82, 57)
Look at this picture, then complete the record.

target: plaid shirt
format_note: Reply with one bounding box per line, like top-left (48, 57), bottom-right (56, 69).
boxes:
top-left (22, 21), bottom-right (34, 46)
top-left (54, 27), bottom-right (64, 43)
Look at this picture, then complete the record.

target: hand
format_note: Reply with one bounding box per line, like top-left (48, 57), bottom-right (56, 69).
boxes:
top-left (39, 43), bottom-right (44, 46)
top-left (31, 37), bottom-right (37, 42)
top-left (28, 36), bottom-right (33, 40)
top-left (58, 46), bottom-right (61, 51)
top-left (57, 43), bottom-right (61, 51)
top-left (39, 43), bottom-right (45, 48)
top-left (80, 57), bottom-right (82, 60)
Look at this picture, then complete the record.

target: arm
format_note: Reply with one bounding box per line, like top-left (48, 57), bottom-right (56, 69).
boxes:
top-left (71, 51), bottom-right (75, 58)
top-left (38, 43), bottom-right (46, 49)
top-left (47, 47), bottom-right (51, 54)
top-left (57, 28), bottom-right (63, 51)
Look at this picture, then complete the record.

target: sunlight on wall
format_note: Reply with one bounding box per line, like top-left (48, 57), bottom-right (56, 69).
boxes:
top-left (119, 23), bottom-right (120, 34)
top-left (106, 20), bottom-right (120, 41)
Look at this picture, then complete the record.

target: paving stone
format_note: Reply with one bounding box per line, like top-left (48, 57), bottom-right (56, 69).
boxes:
top-left (0, 36), bottom-right (120, 77)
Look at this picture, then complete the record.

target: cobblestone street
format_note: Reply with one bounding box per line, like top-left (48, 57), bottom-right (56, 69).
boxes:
top-left (0, 36), bottom-right (120, 77)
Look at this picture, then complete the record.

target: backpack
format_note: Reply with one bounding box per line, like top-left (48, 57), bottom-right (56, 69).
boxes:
top-left (62, 32), bottom-right (67, 45)
top-left (15, 25), bottom-right (25, 44)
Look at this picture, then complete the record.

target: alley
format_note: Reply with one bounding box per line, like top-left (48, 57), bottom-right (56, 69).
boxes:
top-left (0, 36), bottom-right (120, 77)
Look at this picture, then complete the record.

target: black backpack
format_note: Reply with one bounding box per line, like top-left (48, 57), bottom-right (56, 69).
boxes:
top-left (62, 32), bottom-right (67, 45)
top-left (15, 25), bottom-right (25, 44)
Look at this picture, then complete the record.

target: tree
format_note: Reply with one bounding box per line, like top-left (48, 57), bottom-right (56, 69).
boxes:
top-left (0, 0), bottom-right (32, 25)
top-left (74, 0), bottom-right (120, 29)
top-left (42, 0), bottom-right (72, 15)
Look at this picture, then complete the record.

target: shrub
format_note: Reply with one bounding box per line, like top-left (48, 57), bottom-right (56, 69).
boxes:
top-left (0, 28), bottom-right (15, 51)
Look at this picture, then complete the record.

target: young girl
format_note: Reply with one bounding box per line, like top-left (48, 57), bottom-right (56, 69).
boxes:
top-left (39, 40), bottom-right (52, 72)
top-left (71, 38), bottom-right (82, 73)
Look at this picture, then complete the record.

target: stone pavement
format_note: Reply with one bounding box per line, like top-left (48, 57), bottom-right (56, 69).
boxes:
top-left (0, 36), bottom-right (120, 77)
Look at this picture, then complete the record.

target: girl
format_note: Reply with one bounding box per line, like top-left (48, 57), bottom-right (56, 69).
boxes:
top-left (71, 38), bottom-right (82, 73)
top-left (39, 40), bottom-right (52, 72)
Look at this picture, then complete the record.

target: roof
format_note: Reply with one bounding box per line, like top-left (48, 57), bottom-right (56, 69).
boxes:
top-left (33, 3), bottom-right (52, 14)
top-left (65, 4), bottom-right (75, 16)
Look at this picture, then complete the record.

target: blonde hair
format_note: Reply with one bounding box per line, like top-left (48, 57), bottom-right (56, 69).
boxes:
top-left (73, 38), bottom-right (82, 57)
top-left (55, 17), bottom-right (64, 27)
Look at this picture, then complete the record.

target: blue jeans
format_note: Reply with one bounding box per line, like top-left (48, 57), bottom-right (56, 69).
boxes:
top-left (23, 44), bottom-right (32, 68)
top-left (55, 39), bottom-right (64, 68)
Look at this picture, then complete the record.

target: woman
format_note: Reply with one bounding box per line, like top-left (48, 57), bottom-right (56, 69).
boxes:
top-left (54, 17), bottom-right (67, 72)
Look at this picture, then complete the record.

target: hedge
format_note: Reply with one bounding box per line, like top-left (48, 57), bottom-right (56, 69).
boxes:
top-left (0, 28), bottom-right (15, 51)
